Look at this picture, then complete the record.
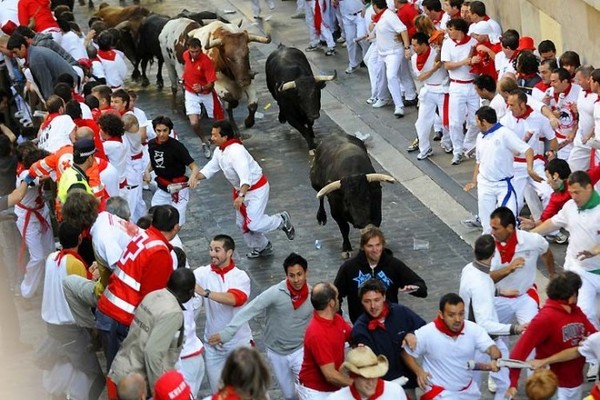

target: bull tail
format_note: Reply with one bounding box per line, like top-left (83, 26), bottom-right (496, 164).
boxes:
top-left (316, 197), bottom-right (327, 226)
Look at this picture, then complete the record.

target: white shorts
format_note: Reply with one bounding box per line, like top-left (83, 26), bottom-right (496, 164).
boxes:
top-left (185, 90), bottom-right (217, 117)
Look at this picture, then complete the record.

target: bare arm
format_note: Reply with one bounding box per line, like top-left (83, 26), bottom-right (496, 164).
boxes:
top-left (531, 218), bottom-right (560, 236)
top-left (320, 363), bottom-right (353, 388)
top-left (540, 248), bottom-right (557, 278)
top-left (195, 285), bottom-right (238, 306)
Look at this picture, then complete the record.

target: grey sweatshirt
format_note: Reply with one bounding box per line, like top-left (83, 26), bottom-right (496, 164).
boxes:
top-left (220, 280), bottom-right (313, 354)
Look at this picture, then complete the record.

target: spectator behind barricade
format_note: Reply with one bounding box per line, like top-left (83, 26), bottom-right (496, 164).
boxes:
top-left (516, 51), bottom-right (541, 94)
top-left (525, 369), bottom-right (558, 400)
top-left (55, 79), bottom-right (93, 118)
top-left (91, 84), bottom-right (112, 117)
top-left (495, 29), bottom-right (520, 80)
top-left (57, 17), bottom-right (87, 62)
top-left (538, 40), bottom-right (558, 63)
top-left (559, 51), bottom-right (581, 79)
top-left (95, 30), bottom-right (127, 91)
top-left (210, 347), bottom-right (271, 400)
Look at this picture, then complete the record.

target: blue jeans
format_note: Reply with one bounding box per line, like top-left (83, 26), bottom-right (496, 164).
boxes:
top-left (95, 309), bottom-right (129, 371)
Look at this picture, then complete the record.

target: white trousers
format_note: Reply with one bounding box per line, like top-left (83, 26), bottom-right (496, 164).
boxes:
top-left (251, 0), bottom-right (275, 16)
top-left (448, 82), bottom-right (480, 155)
top-left (512, 163), bottom-right (552, 220)
top-left (296, 0), bottom-right (305, 12)
top-left (557, 137), bottom-right (573, 161)
top-left (151, 187), bottom-right (189, 226)
top-left (124, 157), bottom-right (146, 223)
top-left (365, 46), bottom-right (388, 100)
top-left (568, 137), bottom-right (600, 172)
top-left (381, 52), bottom-right (405, 109)
top-left (495, 294), bottom-right (539, 325)
top-left (341, 13), bottom-right (368, 69)
top-left (235, 183), bottom-right (282, 250)
top-left (415, 87), bottom-right (449, 153)
top-left (267, 347), bottom-right (304, 400)
top-left (570, 265), bottom-right (600, 329)
top-left (63, 275), bottom-right (97, 329)
top-left (477, 177), bottom-right (519, 233)
top-left (178, 352), bottom-right (205, 398)
top-left (305, 0), bottom-right (336, 48)
top-left (17, 206), bottom-right (54, 299)
top-left (474, 338), bottom-right (509, 400)
top-left (296, 383), bottom-right (332, 400)
top-left (557, 385), bottom-right (582, 400)
top-left (205, 341), bottom-right (251, 393)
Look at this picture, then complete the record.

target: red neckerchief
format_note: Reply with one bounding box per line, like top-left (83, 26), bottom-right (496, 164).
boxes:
top-left (452, 34), bottom-right (471, 46)
top-left (104, 136), bottom-right (123, 143)
top-left (367, 302), bottom-right (390, 331)
top-left (55, 249), bottom-right (90, 278)
top-left (16, 162), bottom-right (25, 175)
top-left (508, 49), bottom-right (520, 62)
top-left (433, 315), bottom-right (464, 337)
top-left (495, 230), bottom-right (518, 264)
top-left (211, 260), bottom-right (235, 280)
top-left (287, 280), bottom-right (309, 309)
top-left (432, 10), bottom-right (444, 26)
top-left (41, 112), bottom-right (60, 130)
top-left (516, 105), bottom-right (534, 122)
top-left (219, 138), bottom-right (243, 151)
top-left (211, 386), bottom-right (242, 400)
top-left (553, 84), bottom-right (573, 102)
top-left (590, 384), bottom-right (600, 400)
top-left (72, 90), bottom-right (85, 103)
top-left (518, 72), bottom-right (538, 80)
top-left (117, 109), bottom-right (128, 116)
top-left (350, 378), bottom-right (385, 399)
top-left (416, 46), bottom-right (432, 71)
top-left (483, 15), bottom-right (490, 21)
top-left (97, 49), bottom-right (116, 61)
top-left (372, 8), bottom-right (386, 23)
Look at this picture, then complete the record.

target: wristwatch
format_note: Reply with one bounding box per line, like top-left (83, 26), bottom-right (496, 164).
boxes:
top-left (204, 289), bottom-right (211, 298)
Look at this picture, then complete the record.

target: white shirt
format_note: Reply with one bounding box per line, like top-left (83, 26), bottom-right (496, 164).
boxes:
top-left (495, 51), bottom-right (517, 80)
top-left (441, 36), bottom-right (478, 81)
top-left (595, 101), bottom-right (600, 138)
top-left (551, 199), bottom-right (600, 272)
top-left (575, 89), bottom-right (598, 140)
top-left (490, 230), bottom-right (549, 294)
top-left (91, 59), bottom-right (106, 80)
top-left (38, 114), bottom-right (76, 153)
top-left (339, 0), bottom-right (363, 15)
top-left (98, 52), bottom-right (128, 88)
top-left (60, 31), bottom-right (87, 60)
top-left (103, 139), bottom-right (129, 184)
top-left (501, 108), bottom-right (555, 163)
top-left (97, 157), bottom-right (120, 197)
top-left (90, 211), bottom-right (140, 269)
top-left (41, 251), bottom-right (78, 325)
top-left (475, 124), bottom-right (531, 182)
top-left (123, 111), bottom-right (144, 156)
top-left (374, 9), bottom-right (407, 56)
top-left (327, 380), bottom-right (407, 400)
top-left (0, 0), bottom-right (18, 26)
top-left (180, 294), bottom-right (204, 358)
top-left (405, 321), bottom-right (494, 392)
top-left (411, 47), bottom-right (448, 92)
top-left (459, 262), bottom-right (511, 336)
top-left (489, 93), bottom-right (507, 119)
top-left (546, 84), bottom-right (582, 138)
top-left (194, 265), bottom-right (253, 345)
top-left (578, 332), bottom-right (600, 362)
top-left (200, 143), bottom-right (263, 189)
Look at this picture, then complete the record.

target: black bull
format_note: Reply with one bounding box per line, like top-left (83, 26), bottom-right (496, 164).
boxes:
top-left (310, 134), bottom-right (395, 256)
top-left (265, 45), bottom-right (336, 152)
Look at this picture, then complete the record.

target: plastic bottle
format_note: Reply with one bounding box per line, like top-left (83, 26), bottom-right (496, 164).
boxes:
top-left (314, 240), bottom-right (322, 250)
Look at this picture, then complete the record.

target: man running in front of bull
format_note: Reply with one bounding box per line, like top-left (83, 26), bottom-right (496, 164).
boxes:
top-left (182, 37), bottom-right (224, 159)
top-left (196, 120), bottom-right (296, 258)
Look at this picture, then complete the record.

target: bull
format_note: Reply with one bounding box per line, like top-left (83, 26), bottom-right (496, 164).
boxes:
top-left (265, 45), bottom-right (335, 153)
top-left (310, 134), bottom-right (395, 258)
top-left (187, 21), bottom-right (271, 129)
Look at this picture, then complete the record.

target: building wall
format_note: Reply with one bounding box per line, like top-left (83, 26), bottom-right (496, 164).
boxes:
top-left (486, 0), bottom-right (600, 65)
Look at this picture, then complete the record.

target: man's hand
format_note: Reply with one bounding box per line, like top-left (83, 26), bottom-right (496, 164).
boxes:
top-left (195, 284), bottom-right (207, 297)
top-left (578, 248), bottom-right (600, 260)
top-left (498, 288), bottom-right (519, 297)
top-left (549, 117), bottom-right (560, 130)
top-left (233, 196), bottom-right (244, 211)
top-left (416, 369), bottom-right (431, 390)
top-left (464, 181), bottom-right (476, 192)
top-left (89, 261), bottom-right (100, 281)
top-left (489, 360), bottom-right (500, 372)
top-left (402, 333), bottom-right (417, 351)
top-left (207, 333), bottom-right (222, 346)
top-left (527, 168), bottom-right (544, 183)
top-left (143, 171), bottom-right (151, 183)
top-left (399, 285), bottom-right (419, 294)
top-left (515, 323), bottom-right (529, 334)
top-left (518, 216), bottom-right (537, 231)
top-left (508, 257), bottom-right (525, 272)
top-left (188, 173), bottom-right (199, 189)
top-left (528, 358), bottom-right (548, 370)
top-left (505, 387), bottom-right (517, 399)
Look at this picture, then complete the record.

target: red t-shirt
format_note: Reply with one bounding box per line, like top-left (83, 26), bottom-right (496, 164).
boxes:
top-left (509, 299), bottom-right (597, 388)
top-left (299, 312), bottom-right (352, 392)
top-left (182, 50), bottom-right (217, 95)
top-left (18, 0), bottom-right (59, 32)
top-left (397, 3), bottom-right (419, 39)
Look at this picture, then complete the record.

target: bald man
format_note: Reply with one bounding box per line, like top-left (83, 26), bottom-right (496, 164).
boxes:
top-left (118, 373), bottom-right (147, 400)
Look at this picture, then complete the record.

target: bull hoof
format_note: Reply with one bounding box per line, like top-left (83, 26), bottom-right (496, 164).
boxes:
top-left (157, 81), bottom-right (164, 90)
top-left (88, 0), bottom-right (94, 8)
top-left (141, 77), bottom-right (150, 87)
top-left (341, 251), bottom-right (352, 259)
top-left (132, 71), bottom-right (141, 82)
top-left (244, 117), bottom-right (255, 128)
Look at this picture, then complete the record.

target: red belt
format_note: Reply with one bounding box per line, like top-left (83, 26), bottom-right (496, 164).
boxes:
top-left (421, 380), bottom-right (472, 400)
top-left (119, 180), bottom-right (128, 189)
top-left (233, 175), bottom-right (268, 233)
top-left (450, 78), bottom-right (474, 84)
top-left (181, 347), bottom-right (204, 359)
top-left (555, 131), bottom-right (567, 139)
top-left (131, 152), bottom-right (143, 160)
top-left (514, 154), bottom-right (545, 163)
top-left (156, 175), bottom-right (188, 203)
top-left (499, 284), bottom-right (540, 306)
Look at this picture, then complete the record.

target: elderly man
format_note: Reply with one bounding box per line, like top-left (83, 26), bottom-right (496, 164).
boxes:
top-left (327, 346), bottom-right (407, 399)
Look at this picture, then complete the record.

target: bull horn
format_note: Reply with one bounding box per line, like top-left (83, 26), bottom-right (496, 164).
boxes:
top-left (247, 33), bottom-right (271, 44)
top-left (316, 180), bottom-right (342, 198)
top-left (278, 81), bottom-right (296, 92)
top-left (114, 20), bottom-right (132, 32)
top-left (314, 70), bottom-right (337, 82)
top-left (365, 173), bottom-right (395, 184)
top-left (204, 38), bottom-right (223, 50)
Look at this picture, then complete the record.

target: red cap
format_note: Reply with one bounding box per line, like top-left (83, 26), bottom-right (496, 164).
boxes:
top-left (518, 36), bottom-right (536, 51)
top-left (153, 371), bottom-right (192, 400)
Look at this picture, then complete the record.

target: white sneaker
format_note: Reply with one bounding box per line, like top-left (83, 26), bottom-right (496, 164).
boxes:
top-left (345, 65), bottom-right (359, 74)
top-left (488, 375), bottom-right (497, 393)
top-left (366, 97), bottom-right (377, 104)
top-left (417, 147), bottom-right (433, 160)
top-left (451, 153), bottom-right (463, 165)
top-left (202, 143), bottom-right (212, 159)
top-left (461, 215), bottom-right (482, 228)
top-left (394, 106), bottom-right (405, 118)
top-left (441, 143), bottom-right (453, 153)
top-left (464, 146), bottom-right (477, 159)
top-left (372, 99), bottom-right (390, 108)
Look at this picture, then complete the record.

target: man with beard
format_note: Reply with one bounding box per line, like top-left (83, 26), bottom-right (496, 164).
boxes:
top-left (193, 234), bottom-right (252, 393)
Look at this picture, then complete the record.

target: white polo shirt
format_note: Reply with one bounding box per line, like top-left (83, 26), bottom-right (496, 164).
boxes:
top-left (460, 263), bottom-right (511, 336)
top-left (490, 230), bottom-right (549, 294)
top-left (475, 123), bottom-right (531, 183)
top-left (411, 47), bottom-right (448, 92)
top-left (405, 321), bottom-right (494, 392)
top-left (546, 84), bottom-right (582, 139)
top-left (374, 9), bottom-right (407, 56)
top-left (441, 36), bottom-right (478, 82)
top-left (551, 199), bottom-right (600, 272)
top-left (194, 264), bottom-right (252, 345)
top-left (495, 51), bottom-right (517, 80)
top-left (501, 108), bottom-right (556, 162)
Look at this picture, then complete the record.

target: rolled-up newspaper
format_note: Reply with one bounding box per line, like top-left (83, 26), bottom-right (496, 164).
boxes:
top-left (467, 359), bottom-right (533, 370)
